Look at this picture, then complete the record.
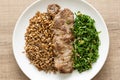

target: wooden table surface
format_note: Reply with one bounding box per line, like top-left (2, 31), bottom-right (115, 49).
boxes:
top-left (0, 0), bottom-right (120, 80)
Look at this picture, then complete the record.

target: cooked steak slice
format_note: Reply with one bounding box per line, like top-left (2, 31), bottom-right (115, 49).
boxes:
top-left (53, 8), bottom-right (74, 73)
top-left (47, 4), bottom-right (61, 18)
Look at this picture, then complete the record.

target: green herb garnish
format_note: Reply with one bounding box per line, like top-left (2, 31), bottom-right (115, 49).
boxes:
top-left (72, 11), bottom-right (100, 73)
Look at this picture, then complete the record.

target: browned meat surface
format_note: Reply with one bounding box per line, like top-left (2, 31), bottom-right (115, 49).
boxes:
top-left (53, 9), bottom-right (74, 73)
top-left (47, 4), bottom-right (60, 18)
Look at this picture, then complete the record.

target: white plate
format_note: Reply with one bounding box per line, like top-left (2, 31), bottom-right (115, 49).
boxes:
top-left (12, 0), bottom-right (109, 80)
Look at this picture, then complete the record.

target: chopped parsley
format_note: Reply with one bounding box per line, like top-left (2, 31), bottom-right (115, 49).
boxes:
top-left (72, 11), bottom-right (100, 73)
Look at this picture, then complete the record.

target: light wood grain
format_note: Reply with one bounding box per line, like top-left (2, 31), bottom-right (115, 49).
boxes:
top-left (0, 0), bottom-right (120, 80)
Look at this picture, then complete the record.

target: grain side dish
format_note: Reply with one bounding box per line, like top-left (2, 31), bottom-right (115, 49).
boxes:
top-left (24, 4), bottom-right (100, 73)
top-left (25, 12), bottom-right (56, 72)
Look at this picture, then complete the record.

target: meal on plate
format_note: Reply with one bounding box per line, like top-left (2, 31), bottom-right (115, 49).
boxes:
top-left (24, 4), bottom-right (100, 73)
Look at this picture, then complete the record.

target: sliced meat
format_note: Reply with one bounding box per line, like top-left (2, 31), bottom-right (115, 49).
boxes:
top-left (53, 8), bottom-right (74, 73)
top-left (47, 4), bottom-right (61, 18)
top-left (54, 8), bottom-right (74, 33)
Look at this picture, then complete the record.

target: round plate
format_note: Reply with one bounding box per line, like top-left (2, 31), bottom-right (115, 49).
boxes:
top-left (12, 0), bottom-right (109, 80)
